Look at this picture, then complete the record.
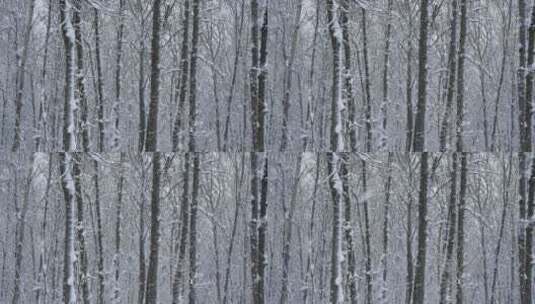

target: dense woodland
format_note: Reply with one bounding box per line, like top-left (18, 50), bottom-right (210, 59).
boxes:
top-left (0, 0), bottom-right (534, 152)
top-left (2, 0), bottom-right (535, 304)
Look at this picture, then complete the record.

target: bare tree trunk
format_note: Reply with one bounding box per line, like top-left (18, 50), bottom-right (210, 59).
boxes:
top-left (412, 0), bottom-right (430, 151)
top-left (223, 0), bottom-right (246, 151)
top-left (138, 2), bottom-right (147, 152)
top-left (455, 0), bottom-right (468, 151)
top-left (145, 0), bottom-right (162, 151)
top-left (280, 155), bottom-right (302, 304)
top-left (112, 0), bottom-right (125, 150)
top-left (145, 153), bottom-right (162, 304)
top-left (93, 159), bottom-right (105, 304)
top-left (412, 152), bottom-right (429, 304)
top-left (11, 156), bottom-right (33, 304)
top-left (455, 153), bottom-right (468, 304)
top-left (438, 0), bottom-right (459, 151)
top-left (73, 154), bottom-right (90, 304)
top-left (342, 154), bottom-right (357, 304)
top-left (361, 8), bottom-right (373, 152)
top-left (490, 155), bottom-right (512, 304)
top-left (94, 8), bottom-right (105, 151)
top-left (73, 0), bottom-right (89, 151)
top-left (222, 156), bottom-right (244, 304)
top-left (12, 0), bottom-right (35, 151)
top-left (59, 153), bottom-right (76, 304)
top-left (380, 0), bottom-right (393, 150)
top-left (137, 156), bottom-right (148, 304)
top-left (171, 0), bottom-right (191, 151)
top-left (171, 153), bottom-right (190, 304)
top-left (113, 153), bottom-right (125, 303)
top-left (381, 153), bottom-right (393, 303)
top-left (188, 154), bottom-right (200, 304)
top-left (361, 159), bottom-right (373, 304)
top-left (280, 1), bottom-right (303, 151)
top-left (439, 153), bottom-right (458, 304)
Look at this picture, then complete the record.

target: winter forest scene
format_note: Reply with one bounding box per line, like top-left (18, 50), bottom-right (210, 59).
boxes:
top-left (2, 0), bottom-right (535, 303)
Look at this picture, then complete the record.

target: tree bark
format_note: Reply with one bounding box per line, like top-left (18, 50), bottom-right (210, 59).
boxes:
top-left (412, 0), bottom-right (430, 151)
top-left (145, 0), bottom-right (162, 151)
top-left (412, 152), bottom-right (429, 304)
top-left (12, 0), bottom-right (35, 151)
top-left (145, 153), bottom-right (162, 304)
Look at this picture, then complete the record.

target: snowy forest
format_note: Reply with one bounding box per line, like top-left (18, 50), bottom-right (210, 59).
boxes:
top-left (2, 0), bottom-right (535, 304)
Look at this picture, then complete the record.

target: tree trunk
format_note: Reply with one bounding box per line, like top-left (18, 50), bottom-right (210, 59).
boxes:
top-left (438, 0), bottom-right (459, 151)
top-left (145, 153), bottom-right (162, 304)
top-left (12, 0), bottom-right (35, 151)
top-left (327, 153), bottom-right (344, 304)
top-left (381, 153), bottom-right (393, 303)
top-left (171, 153), bottom-right (190, 304)
top-left (455, 0), bottom-right (468, 151)
top-left (94, 8), bottom-right (105, 151)
top-left (112, 0), bottom-right (125, 150)
top-left (361, 8), bottom-right (373, 152)
top-left (145, 0), bottom-right (162, 151)
top-left (93, 159), bottom-right (105, 304)
top-left (172, 0), bottom-right (191, 151)
top-left (73, 154), bottom-right (90, 304)
top-left (455, 153), bottom-right (468, 304)
top-left (11, 156), bottom-right (33, 304)
top-left (188, 154), bottom-right (200, 304)
top-left (380, 0), bottom-right (393, 150)
top-left (439, 153), bottom-right (458, 304)
top-left (412, 152), bottom-right (429, 304)
top-left (412, 0), bottom-right (430, 151)
top-left (114, 153), bottom-right (125, 303)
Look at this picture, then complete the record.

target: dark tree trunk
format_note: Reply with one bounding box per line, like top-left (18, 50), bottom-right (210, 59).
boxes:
top-left (145, 0), bottom-right (162, 151)
top-left (412, 152), bottom-right (429, 304)
top-left (412, 0), bottom-right (430, 151)
top-left (145, 153), bottom-right (162, 304)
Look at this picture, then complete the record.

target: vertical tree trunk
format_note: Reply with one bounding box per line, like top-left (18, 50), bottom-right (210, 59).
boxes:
top-left (12, 0), bottom-right (35, 151)
top-left (438, 0), bottom-right (459, 151)
top-left (362, 159), bottom-right (373, 304)
top-left (381, 153), bottom-right (393, 303)
top-left (59, 2), bottom-right (77, 302)
top-left (342, 154), bottom-right (357, 304)
top-left (59, 153), bottom-right (76, 304)
top-left (280, 0), bottom-right (303, 151)
top-left (412, 152), bottom-right (429, 304)
top-left (280, 155), bottom-right (302, 304)
top-left (171, 154), bottom-right (191, 304)
top-left (412, 0), bottom-right (430, 151)
top-left (138, 3), bottom-right (147, 152)
top-left (380, 0), bottom-right (393, 150)
top-left (455, 0), bottom-right (468, 151)
top-left (145, 0), bottom-right (162, 151)
top-left (361, 8), bottom-right (373, 152)
top-left (11, 157), bottom-right (33, 304)
top-left (439, 153), bottom-right (458, 304)
top-left (73, 0), bottom-right (90, 151)
top-left (145, 153), bottom-right (162, 304)
top-left (171, 0), bottom-right (191, 151)
top-left (340, 0), bottom-right (356, 151)
top-left (327, 153), bottom-right (344, 304)
top-left (113, 153), bottom-right (125, 303)
top-left (93, 159), bottom-right (105, 304)
top-left (73, 154), bottom-right (90, 304)
top-left (188, 154), bottom-right (200, 304)
top-left (187, 0), bottom-right (201, 301)
top-left (137, 156), bottom-right (148, 304)
top-left (456, 153), bottom-right (468, 304)
top-left (94, 8), bottom-right (105, 151)
top-left (113, 0), bottom-right (125, 150)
